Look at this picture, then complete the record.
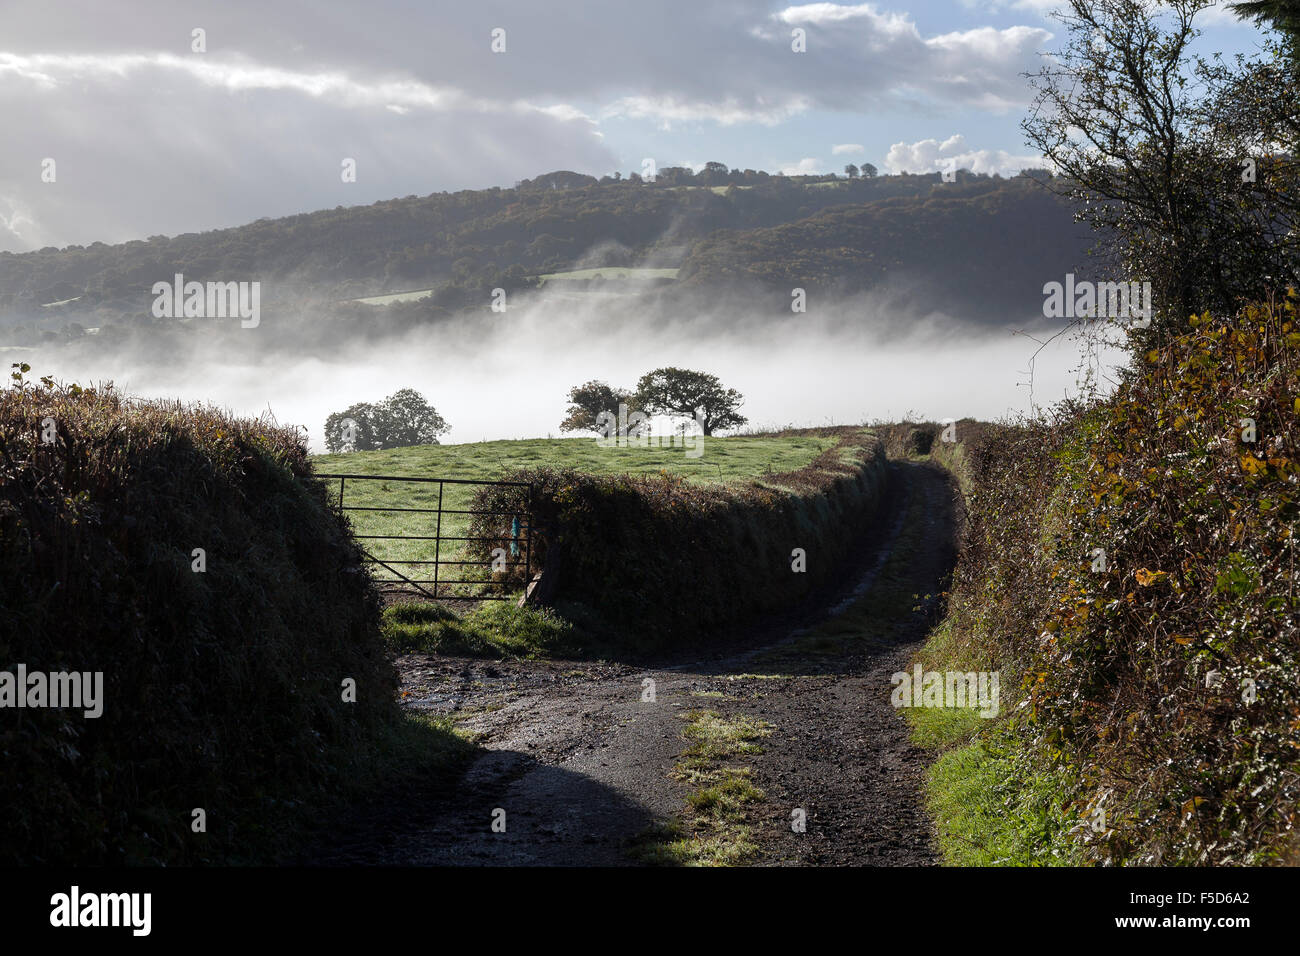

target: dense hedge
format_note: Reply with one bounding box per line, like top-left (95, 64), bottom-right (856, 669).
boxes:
top-left (466, 428), bottom-right (887, 651)
top-left (922, 296), bottom-right (1300, 865)
top-left (1033, 299), bottom-right (1300, 864)
top-left (0, 379), bottom-right (396, 864)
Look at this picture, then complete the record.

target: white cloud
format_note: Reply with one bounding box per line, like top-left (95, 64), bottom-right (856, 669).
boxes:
top-left (832, 143), bottom-right (865, 155)
top-left (0, 50), bottom-right (614, 251)
top-left (0, 1), bottom-right (1057, 249)
top-left (600, 94), bottom-right (811, 128)
top-left (884, 134), bottom-right (1045, 176)
top-left (778, 157), bottom-right (826, 175)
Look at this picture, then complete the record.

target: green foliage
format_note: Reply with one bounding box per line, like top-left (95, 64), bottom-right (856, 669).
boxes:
top-left (635, 367), bottom-right (747, 436)
top-left (324, 387), bottom-right (449, 452)
top-left (464, 428), bottom-right (887, 652)
top-left (1227, 0), bottom-right (1300, 42)
top-left (380, 601), bottom-right (576, 658)
top-left (0, 381), bottom-right (401, 864)
top-left (926, 728), bottom-right (1081, 867)
top-left (560, 379), bottom-right (640, 435)
top-left (1031, 297), bottom-right (1300, 865)
top-left (915, 294), bottom-right (1300, 867)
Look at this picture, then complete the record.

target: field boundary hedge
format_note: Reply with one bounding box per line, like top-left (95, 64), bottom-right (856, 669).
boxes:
top-left (466, 427), bottom-right (888, 651)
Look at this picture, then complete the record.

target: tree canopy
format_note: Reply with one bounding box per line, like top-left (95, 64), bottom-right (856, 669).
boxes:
top-left (634, 367), bottom-right (747, 436)
top-left (324, 388), bottom-right (449, 452)
top-left (560, 380), bottom-right (641, 435)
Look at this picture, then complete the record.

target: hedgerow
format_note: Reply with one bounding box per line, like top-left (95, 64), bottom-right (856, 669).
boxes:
top-left (1034, 297), bottom-right (1300, 864)
top-left (465, 427), bottom-right (887, 652)
top-left (0, 376), bottom-right (398, 864)
top-left (918, 295), bottom-right (1300, 866)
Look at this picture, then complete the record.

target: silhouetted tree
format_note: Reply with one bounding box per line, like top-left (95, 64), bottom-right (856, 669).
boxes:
top-left (635, 367), bottom-right (746, 436)
top-left (560, 380), bottom-right (640, 435)
top-left (1023, 0), bottom-right (1300, 331)
top-left (324, 388), bottom-right (449, 452)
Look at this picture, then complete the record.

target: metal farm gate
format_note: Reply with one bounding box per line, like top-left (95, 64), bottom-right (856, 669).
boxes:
top-left (318, 473), bottom-right (534, 601)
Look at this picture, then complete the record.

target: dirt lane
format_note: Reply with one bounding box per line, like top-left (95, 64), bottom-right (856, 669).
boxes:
top-left (304, 460), bottom-right (958, 866)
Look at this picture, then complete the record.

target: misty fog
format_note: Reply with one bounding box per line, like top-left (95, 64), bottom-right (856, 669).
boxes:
top-left (17, 282), bottom-right (1129, 454)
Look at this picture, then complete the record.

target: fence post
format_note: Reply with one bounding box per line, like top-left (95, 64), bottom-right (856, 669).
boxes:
top-left (433, 481), bottom-right (443, 599)
top-left (524, 483), bottom-right (533, 585)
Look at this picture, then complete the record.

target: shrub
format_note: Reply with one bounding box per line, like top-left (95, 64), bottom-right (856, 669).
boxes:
top-left (1032, 297), bottom-right (1300, 864)
top-left (0, 380), bottom-right (396, 864)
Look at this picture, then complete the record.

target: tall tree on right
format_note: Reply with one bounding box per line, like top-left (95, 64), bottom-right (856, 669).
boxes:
top-left (1022, 0), bottom-right (1299, 335)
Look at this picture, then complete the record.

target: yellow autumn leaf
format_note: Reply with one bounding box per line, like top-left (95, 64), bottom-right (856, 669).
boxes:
top-left (1134, 568), bottom-right (1168, 586)
top-left (1240, 454), bottom-right (1267, 475)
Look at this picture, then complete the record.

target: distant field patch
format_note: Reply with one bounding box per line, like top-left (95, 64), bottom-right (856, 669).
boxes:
top-left (536, 267), bottom-right (678, 283)
top-left (349, 288), bottom-right (437, 306)
top-left (314, 433), bottom-right (831, 486)
top-left (667, 185), bottom-right (753, 195)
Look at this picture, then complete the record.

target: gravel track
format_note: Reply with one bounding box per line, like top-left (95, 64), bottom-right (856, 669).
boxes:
top-left (304, 460), bottom-right (959, 866)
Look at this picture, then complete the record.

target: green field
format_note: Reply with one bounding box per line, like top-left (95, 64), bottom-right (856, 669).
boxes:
top-left (668, 185), bottom-right (754, 195)
top-left (312, 433), bottom-right (835, 595)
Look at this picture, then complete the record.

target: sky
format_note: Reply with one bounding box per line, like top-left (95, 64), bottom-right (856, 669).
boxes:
top-left (0, 0), bottom-right (1271, 253)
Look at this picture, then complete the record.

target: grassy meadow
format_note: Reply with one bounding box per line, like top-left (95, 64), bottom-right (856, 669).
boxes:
top-left (312, 433), bottom-right (837, 594)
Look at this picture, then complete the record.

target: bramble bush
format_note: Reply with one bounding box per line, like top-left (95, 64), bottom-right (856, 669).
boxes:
top-left (1034, 296), bottom-right (1300, 864)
